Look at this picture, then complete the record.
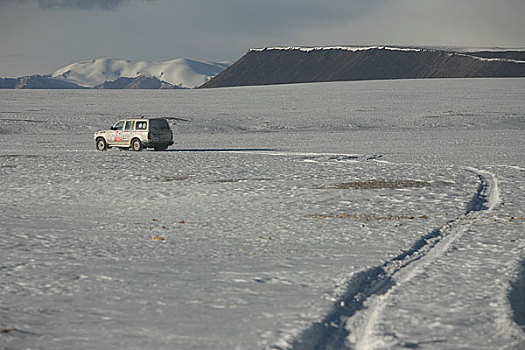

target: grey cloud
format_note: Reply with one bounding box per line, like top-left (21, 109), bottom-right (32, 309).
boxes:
top-left (164, 0), bottom-right (389, 36)
top-left (38, 0), bottom-right (130, 10)
top-left (1, 0), bottom-right (523, 77)
top-left (0, 0), bottom-right (154, 10)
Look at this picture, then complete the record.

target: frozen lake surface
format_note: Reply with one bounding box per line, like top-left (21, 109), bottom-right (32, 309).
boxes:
top-left (1, 78), bottom-right (524, 349)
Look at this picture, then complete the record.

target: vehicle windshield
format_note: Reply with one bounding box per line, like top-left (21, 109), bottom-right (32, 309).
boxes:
top-left (113, 121), bottom-right (125, 130)
top-left (150, 119), bottom-right (170, 132)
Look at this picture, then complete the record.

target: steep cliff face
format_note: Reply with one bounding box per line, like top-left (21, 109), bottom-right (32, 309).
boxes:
top-left (200, 47), bottom-right (525, 88)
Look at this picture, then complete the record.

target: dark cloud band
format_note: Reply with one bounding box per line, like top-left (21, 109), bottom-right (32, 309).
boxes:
top-left (0, 0), bottom-right (154, 10)
top-left (38, 0), bottom-right (130, 10)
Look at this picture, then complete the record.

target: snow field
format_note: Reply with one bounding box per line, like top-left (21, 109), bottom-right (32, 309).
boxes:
top-left (1, 78), bottom-right (524, 349)
top-left (0, 150), bottom-right (479, 349)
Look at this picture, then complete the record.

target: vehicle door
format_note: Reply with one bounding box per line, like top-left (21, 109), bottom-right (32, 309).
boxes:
top-left (135, 120), bottom-right (148, 138)
top-left (121, 121), bottom-right (134, 145)
top-left (108, 120), bottom-right (125, 145)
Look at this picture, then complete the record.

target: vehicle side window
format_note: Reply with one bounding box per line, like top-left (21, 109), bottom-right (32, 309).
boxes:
top-left (125, 121), bottom-right (134, 130)
top-left (114, 121), bottom-right (125, 130)
top-left (135, 121), bottom-right (147, 130)
top-left (150, 119), bottom-right (170, 131)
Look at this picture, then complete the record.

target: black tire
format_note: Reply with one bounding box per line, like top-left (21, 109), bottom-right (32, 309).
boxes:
top-left (96, 138), bottom-right (107, 151)
top-left (131, 138), bottom-right (143, 152)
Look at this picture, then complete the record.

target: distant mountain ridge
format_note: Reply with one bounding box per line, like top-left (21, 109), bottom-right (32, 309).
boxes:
top-left (0, 57), bottom-right (230, 89)
top-left (201, 46), bottom-right (525, 88)
top-left (0, 75), bottom-right (84, 89)
top-left (52, 57), bottom-right (231, 88)
top-left (2, 47), bottom-right (525, 89)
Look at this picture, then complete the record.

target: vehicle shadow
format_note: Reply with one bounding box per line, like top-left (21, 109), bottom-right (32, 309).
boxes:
top-left (166, 148), bottom-right (278, 153)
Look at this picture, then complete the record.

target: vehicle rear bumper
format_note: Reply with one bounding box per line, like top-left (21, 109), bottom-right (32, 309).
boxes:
top-left (143, 140), bottom-right (174, 148)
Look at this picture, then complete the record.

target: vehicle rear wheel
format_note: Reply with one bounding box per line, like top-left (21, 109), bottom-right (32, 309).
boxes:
top-left (131, 138), bottom-right (143, 152)
top-left (96, 138), bottom-right (107, 151)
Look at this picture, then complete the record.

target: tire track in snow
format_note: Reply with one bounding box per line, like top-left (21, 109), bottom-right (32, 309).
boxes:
top-left (221, 150), bottom-right (382, 162)
top-left (283, 168), bottom-right (500, 350)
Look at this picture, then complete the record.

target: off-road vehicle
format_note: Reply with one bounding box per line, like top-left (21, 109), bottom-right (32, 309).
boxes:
top-left (94, 118), bottom-right (173, 151)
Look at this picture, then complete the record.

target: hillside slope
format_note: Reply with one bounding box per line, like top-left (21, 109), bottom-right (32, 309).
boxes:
top-left (200, 46), bottom-right (525, 88)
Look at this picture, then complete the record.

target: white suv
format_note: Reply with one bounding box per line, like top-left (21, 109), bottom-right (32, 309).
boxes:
top-left (94, 118), bottom-right (173, 151)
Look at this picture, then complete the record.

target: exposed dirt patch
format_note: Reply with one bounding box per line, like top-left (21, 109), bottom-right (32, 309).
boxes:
top-left (154, 176), bottom-right (190, 182)
top-left (217, 178), bottom-right (244, 183)
top-left (216, 178), bottom-right (273, 183)
top-left (0, 154), bottom-right (41, 159)
top-left (310, 212), bottom-right (429, 222)
top-left (0, 118), bottom-right (44, 123)
top-left (0, 328), bottom-right (17, 334)
top-left (319, 180), bottom-right (431, 190)
top-left (0, 328), bottom-right (37, 336)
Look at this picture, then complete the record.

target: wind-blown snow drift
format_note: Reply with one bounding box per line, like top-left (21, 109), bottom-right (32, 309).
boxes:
top-left (51, 58), bottom-right (231, 88)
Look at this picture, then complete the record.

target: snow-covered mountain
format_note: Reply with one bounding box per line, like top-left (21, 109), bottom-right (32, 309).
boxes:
top-left (51, 58), bottom-right (231, 88)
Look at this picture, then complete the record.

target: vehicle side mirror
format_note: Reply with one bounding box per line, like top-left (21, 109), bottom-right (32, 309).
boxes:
top-left (110, 126), bottom-right (117, 130)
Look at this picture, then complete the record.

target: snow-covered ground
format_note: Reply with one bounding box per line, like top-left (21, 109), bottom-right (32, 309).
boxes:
top-left (1, 78), bottom-right (524, 349)
top-left (51, 58), bottom-right (231, 88)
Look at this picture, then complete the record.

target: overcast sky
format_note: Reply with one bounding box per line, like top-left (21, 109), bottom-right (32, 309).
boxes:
top-left (1, 0), bottom-right (524, 76)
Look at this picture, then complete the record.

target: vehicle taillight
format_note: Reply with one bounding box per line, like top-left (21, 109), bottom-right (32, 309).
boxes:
top-left (148, 132), bottom-right (152, 140)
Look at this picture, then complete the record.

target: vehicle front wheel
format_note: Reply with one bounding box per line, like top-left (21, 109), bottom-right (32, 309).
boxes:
top-left (96, 138), bottom-right (107, 151)
top-left (131, 138), bottom-right (143, 152)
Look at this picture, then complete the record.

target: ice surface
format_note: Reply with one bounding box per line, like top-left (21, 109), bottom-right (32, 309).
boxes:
top-left (1, 78), bottom-right (524, 349)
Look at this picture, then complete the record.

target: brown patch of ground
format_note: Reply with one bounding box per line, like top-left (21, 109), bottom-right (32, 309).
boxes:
top-left (311, 213), bottom-right (429, 222)
top-left (319, 180), bottom-right (431, 190)
top-left (216, 178), bottom-right (273, 183)
top-left (0, 154), bottom-right (40, 159)
top-left (155, 176), bottom-right (189, 182)
top-left (217, 178), bottom-right (244, 183)
top-left (0, 118), bottom-right (44, 123)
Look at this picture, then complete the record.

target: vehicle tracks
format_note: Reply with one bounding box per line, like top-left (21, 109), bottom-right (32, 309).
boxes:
top-left (280, 167), bottom-right (500, 350)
